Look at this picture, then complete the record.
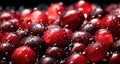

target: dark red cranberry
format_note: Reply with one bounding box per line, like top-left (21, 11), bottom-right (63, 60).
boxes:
top-left (38, 56), bottom-right (57, 64)
top-left (85, 43), bottom-right (107, 62)
top-left (0, 32), bottom-right (3, 41)
top-left (0, 42), bottom-right (14, 60)
top-left (60, 10), bottom-right (85, 30)
top-left (20, 36), bottom-right (45, 53)
top-left (43, 27), bottom-right (67, 47)
top-left (47, 3), bottom-right (66, 24)
top-left (2, 32), bottom-right (21, 46)
top-left (28, 24), bottom-right (45, 36)
top-left (72, 31), bottom-right (92, 45)
top-left (73, 0), bottom-right (92, 15)
top-left (109, 53), bottom-right (120, 64)
top-left (87, 7), bottom-right (107, 20)
top-left (16, 29), bottom-right (28, 37)
top-left (12, 46), bottom-right (36, 64)
top-left (66, 53), bottom-right (87, 64)
top-left (63, 28), bottom-right (73, 40)
top-left (100, 15), bottom-right (119, 38)
top-left (0, 21), bottom-right (18, 32)
top-left (23, 10), bottom-right (48, 29)
top-left (0, 11), bottom-right (15, 21)
top-left (79, 23), bottom-right (98, 35)
top-left (45, 47), bottom-right (64, 59)
top-left (68, 42), bottom-right (85, 54)
top-left (94, 29), bottom-right (113, 50)
top-left (89, 18), bottom-right (101, 28)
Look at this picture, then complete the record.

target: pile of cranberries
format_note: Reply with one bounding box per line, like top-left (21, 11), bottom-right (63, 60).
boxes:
top-left (0, 0), bottom-right (120, 64)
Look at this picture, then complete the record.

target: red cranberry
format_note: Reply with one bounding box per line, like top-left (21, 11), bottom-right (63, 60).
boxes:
top-left (16, 29), bottom-right (28, 37)
top-left (66, 53), bottom-right (87, 64)
top-left (0, 11), bottom-right (15, 21)
top-left (28, 24), bottom-right (45, 36)
top-left (2, 32), bottom-right (21, 46)
top-left (38, 56), bottom-right (57, 64)
top-left (94, 29), bottom-right (113, 50)
top-left (20, 36), bottom-right (45, 53)
top-left (72, 31), bottom-right (92, 45)
top-left (43, 27), bottom-right (67, 47)
top-left (89, 18), bottom-right (101, 28)
top-left (63, 28), bottom-right (73, 40)
top-left (47, 3), bottom-right (66, 24)
top-left (23, 10), bottom-right (48, 29)
top-left (20, 8), bottom-right (31, 18)
top-left (100, 15), bottom-right (119, 38)
top-left (79, 23), bottom-right (98, 35)
top-left (109, 53), bottom-right (120, 64)
top-left (73, 0), bottom-right (92, 15)
top-left (60, 10), bottom-right (85, 30)
top-left (0, 21), bottom-right (18, 32)
top-left (12, 46), bottom-right (36, 64)
top-left (45, 47), bottom-right (64, 59)
top-left (85, 43), bottom-right (107, 62)
top-left (0, 42), bottom-right (14, 60)
top-left (68, 42), bottom-right (85, 54)
top-left (46, 24), bottom-right (60, 29)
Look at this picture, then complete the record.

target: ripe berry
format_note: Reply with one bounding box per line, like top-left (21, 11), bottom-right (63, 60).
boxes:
top-left (63, 28), bottom-right (73, 40)
top-left (109, 53), bottom-right (120, 64)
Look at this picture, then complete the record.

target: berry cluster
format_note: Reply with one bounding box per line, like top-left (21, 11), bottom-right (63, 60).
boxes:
top-left (0, 0), bottom-right (120, 64)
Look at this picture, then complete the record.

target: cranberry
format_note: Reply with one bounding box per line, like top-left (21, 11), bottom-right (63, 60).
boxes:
top-left (20, 36), bottom-right (45, 53)
top-left (38, 56), bottom-right (57, 64)
top-left (110, 8), bottom-right (120, 19)
top-left (43, 27), bottom-right (67, 47)
top-left (112, 39), bottom-right (120, 52)
top-left (73, 0), bottom-right (92, 15)
top-left (66, 53), bottom-right (87, 64)
top-left (12, 46), bottom-right (36, 64)
top-left (0, 11), bottom-right (15, 21)
top-left (60, 10), bottom-right (85, 30)
top-left (106, 4), bottom-right (118, 13)
top-left (94, 29), bottom-right (113, 50)
top-left (46, 24), bottom-right (60, 29)
top-left (63, 28), bottom-right (73, 40)
top-left (2, 32), bottom-right (21, 46)
top-left (45, 47), bottom-right (64, 59)
top-left (0, 32), bottom-right (3, 41)
top-left (79, 23), bottom-right (98, 35)
top-left (0, 60), bottom-right (8, 64)
top-left (16, 29), bottom-right (28, 37)
top-left (85, 43), bottom-right (107, 62)
top-left (20, 8), bottom-right (31, 18)
top-left (28, 24), bottom-right (45, 36)
top-left (100, 15), bottom-right (119, 38)
top-left (88, 18), bottom-right (101, 28)
top-left (72, 31), bottom-right (92, 45)
top-left (87, 7), bottom-right (107, 20)
top-left (47, 3), bottom-right (66, 24)
top-left (109, 53), bottom-right (120, 64)
top-left (68, 42), bottom-right (85, 54)
top-left (8, 18), bottom-right (21, 28)
top-left (0, 21), bottom-right (18, 32)
top-left (23, 10), bottom-right (48, 29)
top-left (0, 42), bottom-right (14, 60)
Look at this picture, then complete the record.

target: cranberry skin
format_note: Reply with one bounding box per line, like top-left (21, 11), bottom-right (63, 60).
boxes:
top-left (45, 47), bottom-right (64, 59)
top-left (20, 9), bottom-right (31, 18)
top-left (0, 32), bottom-right (3, 41)
top-left (38, 56), bottom-right (57, 64)
top-left (94, 29), bottom-right (113, 50)
top-left (72, 31), bottom-right (92, 45)
top-left (0, 11), bottom-right (15, 21)
top-left (100, 15), bottom-right (119, 38)
top-left (43, 27), bottom-right (67, 47)
top-left (87, 7), bottom-right (107, 20)
top-left (68, 42), bottom-right (85, 54)
top-left (23, 10), bottom-right (48, 29)
top-left (110, 8), bottom-right (120, 19)
top-left (47, 3), bottom-right (66, 24)
top-left (66, 53), bottom-right (87, 64)
top-left (20, 36), bottom-right (45, 53)
top-left (12, 46), bottom-right (36, 64)
top-left (0, 42), bottom-right (14, 59)
top-left (63, 28), bottom-right (73, 40)
top-left (16, 29), bottom-right (28, 38)
top-left (60, 10), bottom-right (85, 30)
top-left (73, 0), bottom-right (92, 15)
top-left (46, 24), bottom-right (60, 29)
top-left (79, 23), bottom-right (98, 35)
top-left (109, 53), bottom-right (120, 64)
top-left (2, 32), bottom-right (21, 46)
top-left (85, 43), bottom-right (107, 62)
top-left (89, 18), bottom-right (101, 28)
top-left (28, 24), bottom-right (45, 36)
top-left (0, 21), bottom-right (18, 32)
